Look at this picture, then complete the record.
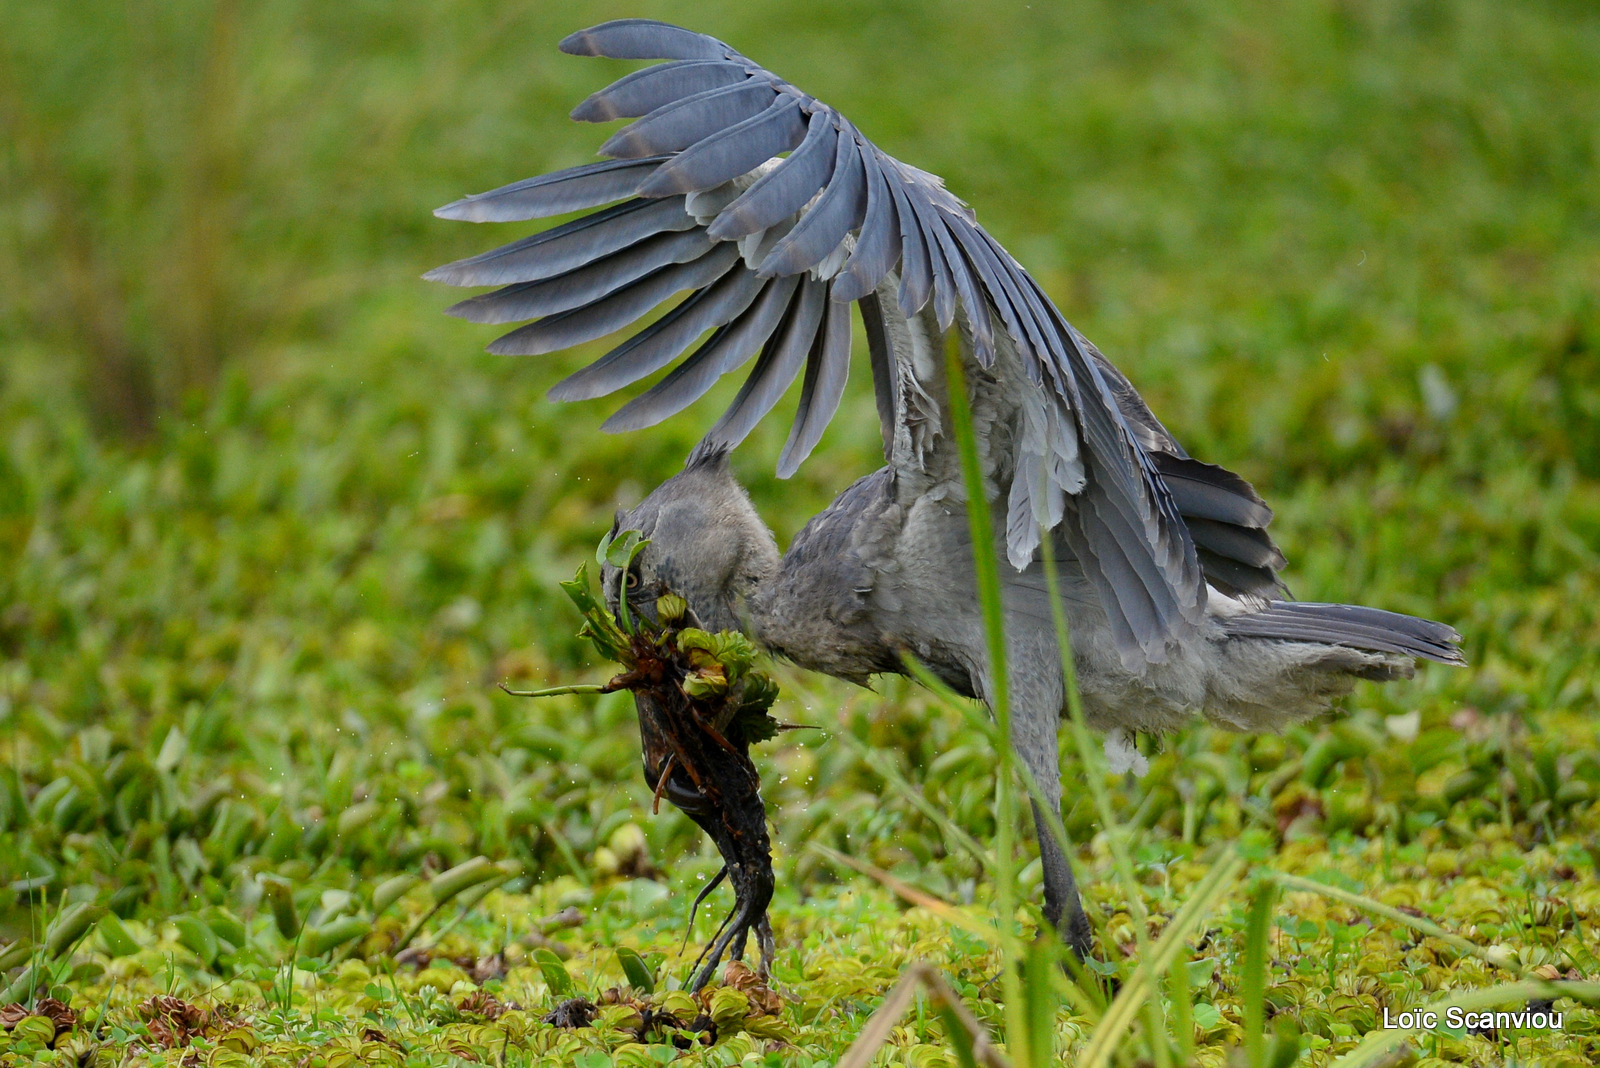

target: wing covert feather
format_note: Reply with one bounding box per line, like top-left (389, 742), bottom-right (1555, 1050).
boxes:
top-left (709, 110), bottom-right (838, 240)
top-left (832, 148), bottom-right (902, 302)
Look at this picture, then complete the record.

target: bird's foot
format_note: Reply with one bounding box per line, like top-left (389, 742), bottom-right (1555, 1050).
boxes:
top-left (1063, 910), bottom-right (1093, 962)
top-left (1040, 898), bottom-right (1094, 962)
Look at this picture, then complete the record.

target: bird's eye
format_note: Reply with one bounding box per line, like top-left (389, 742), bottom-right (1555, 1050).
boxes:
top-left (625, 571), bottom-right (640, 589)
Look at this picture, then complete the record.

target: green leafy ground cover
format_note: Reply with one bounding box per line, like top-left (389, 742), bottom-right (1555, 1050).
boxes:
top-left (2, 0), bottom-right (1599, 1063)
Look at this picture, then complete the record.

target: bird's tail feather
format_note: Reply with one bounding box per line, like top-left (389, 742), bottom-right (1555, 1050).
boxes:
top-left (1222, 602), bottom-right (1465, 666)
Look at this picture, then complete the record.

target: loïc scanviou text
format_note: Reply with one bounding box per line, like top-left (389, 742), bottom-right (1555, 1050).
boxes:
top-left (1381, 1006), bottom-right (1564, 1031)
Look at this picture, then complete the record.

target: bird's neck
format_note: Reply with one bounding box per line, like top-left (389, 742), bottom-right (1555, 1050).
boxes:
top-left (725, 550), bottom-right (780, 642)
top-left (698, 517), bottom-right (781, 641)
top-left (740, 559), bottom-right (783, 649)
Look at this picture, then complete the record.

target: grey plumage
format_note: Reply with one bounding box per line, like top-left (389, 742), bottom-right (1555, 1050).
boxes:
top-left (776, 295), bottom-right (852, 477)
top-left (886, 173), bottom-right (934, 315)
top-left (757, 131), bottom-right (867, 277)
top-left (710, 112), bottom-right (838, 240)
top-left (1155, 457), bottom-right (1274, 528)
top-left (431, 20), bottom-right (1466, 960)
top-left (486, 244), bottom-right (739, 356)
top-left (904, 183), bottom-right (964, 336)
top-left (548, 265), bottom-right (764, 401)
top-left (445, 229), bottom-right (715, 325)
top-left (703, 280), bottom-right (827, 448)
top-left (1184, 519), bottom-right (1283, 572)
top-left (832, 150), bottom-right (901, 302)
top-left (602, 273), bottom-right (801, 432)
top-left (560, 19), bottom-right (735, 62)
top-left (638, 96), bottom-right (807, 196)
top-left (424, 196), bottom-right (693, 287)
top-left (599, 81), bottom-right (778, 159)
top-left (571, 60), bottom-right (747, 123)
top-left (1221, 603), bottom-right (1463, 664)
top-left (432, 158), bottom-right (666, 223)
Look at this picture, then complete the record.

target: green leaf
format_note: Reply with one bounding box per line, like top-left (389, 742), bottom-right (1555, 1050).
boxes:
top-left (11, 1016), bottom-right (54, 1048)
top-left (428, 856), bottom-right (496, 904)
top-left (706, 987), bottom-right (749, 1026)
top-left (205, 907), bottom-right (247, 952)
top-left (561, 562), bottom-right (600, 615)
top-left (1168, 945), bottom-right (1196, 1065)
top-left (0, 963), bottom-right (42, 1007)
top-left (44, 900), bottom-right (105, 958)
top-left (532, 947), bottom-right (573, 997)
top-left (372, 874), bottom-right (420, 914)
top-left (336, 800), bottom-right (383, 837)
top-left (260, 877), bottom-right (300, 940)
top-left (615, 947), bottom-right (655, 994)
top-left (603, 529), bottom-right (649, 570)
top-left (655, 593), bottom-right (687, 624)
top-left (1186, 957), bottom-right (1217, 988)
top-left (0, 940), bottom-right (32, 972)
top-left (1268, 1015), bottom-right (1304, 1068)
top-left (676, 629), bottom-right (714, 653)
top-left (301, 915), bottom-right (369, 958)
top-left (175, 914), bottom-right (220, 967)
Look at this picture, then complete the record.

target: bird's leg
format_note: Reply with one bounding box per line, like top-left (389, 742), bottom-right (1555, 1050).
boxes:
top-left (1006, 676), bottom-right (1094, 959)
top-left (1031, 797), bottom-right (1092, 958)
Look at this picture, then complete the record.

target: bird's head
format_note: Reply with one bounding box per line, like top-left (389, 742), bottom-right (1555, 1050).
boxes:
top-left (601, 445), bottom-right (780, 635)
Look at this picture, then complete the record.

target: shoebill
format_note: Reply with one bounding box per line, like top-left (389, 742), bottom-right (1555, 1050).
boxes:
top-left (426, 19), bottom-right (1464, 959)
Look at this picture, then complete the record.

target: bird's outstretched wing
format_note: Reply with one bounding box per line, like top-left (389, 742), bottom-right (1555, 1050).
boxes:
top-left (427, 19), bottom-right (1252, 662)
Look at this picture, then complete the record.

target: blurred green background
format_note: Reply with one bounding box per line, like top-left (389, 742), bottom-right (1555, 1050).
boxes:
top-left (1, 0), bottom-right (1599, 1043)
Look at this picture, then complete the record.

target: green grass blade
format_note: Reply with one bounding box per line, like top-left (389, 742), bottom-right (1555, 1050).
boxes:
top-left (1167, 940), bottom-right (1196, 1067)
top-left (936, 1000), bottom-right (983, 1068)
top-left (944, 330), bottom-right (1028, 1060)
top-left (1024, 937), bottom-right (1056, 1065)
top-left (1039, 539), bottom-right (1152, 937)
top-left (1243, 881), bottom-right (1278, 1068)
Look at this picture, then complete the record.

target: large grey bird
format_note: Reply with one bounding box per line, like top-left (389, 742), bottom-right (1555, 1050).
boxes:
top-left (428, 20), bottom-right (1464, 955)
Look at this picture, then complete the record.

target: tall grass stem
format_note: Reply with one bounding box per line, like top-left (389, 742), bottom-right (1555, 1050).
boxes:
top-left (944, 330), bottom-right (1027, 1060)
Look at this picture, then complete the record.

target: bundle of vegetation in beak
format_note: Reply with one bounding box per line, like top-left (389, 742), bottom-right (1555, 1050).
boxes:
top-left (504, 529), bottom-right (784, 994)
